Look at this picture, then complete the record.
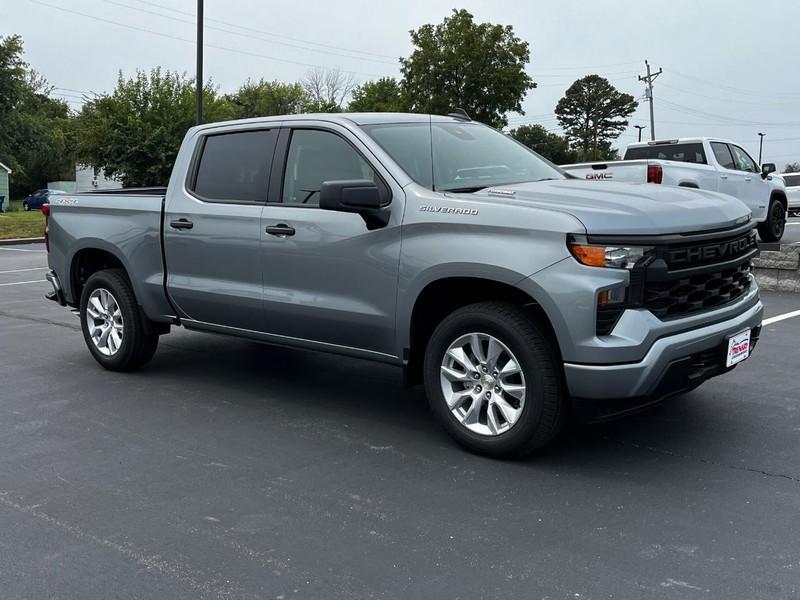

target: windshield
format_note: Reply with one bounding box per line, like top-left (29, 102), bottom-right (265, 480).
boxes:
top-left (361, 121), bottom-right (565, 192)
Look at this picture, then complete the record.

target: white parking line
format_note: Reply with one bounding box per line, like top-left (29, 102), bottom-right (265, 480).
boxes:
top-left (0, 247), bottom-right (45, 253)
top-left (0, 279), bottom-right (46, 287)
top-left (0, 267), bottom-right (48, 274)
top-left (763, 309), bottom-right (800, 326)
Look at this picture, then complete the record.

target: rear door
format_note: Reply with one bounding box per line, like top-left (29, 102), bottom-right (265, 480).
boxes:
top-left (164, 126), bottom-right (279, 331)
top-left (258, 123), bottom-right (403, 358)
top-left (709, 142), bottom-right (743, 200)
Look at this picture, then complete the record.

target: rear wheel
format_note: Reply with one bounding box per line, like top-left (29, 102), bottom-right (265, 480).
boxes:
top-left (22, 201), bottom-right (29, 211)
top-left (79, 269), bottom-right (159, 371)
top-left (423, 302), bottom-right (565, 458)
top-left (758, 199), bottom-right (786, 242)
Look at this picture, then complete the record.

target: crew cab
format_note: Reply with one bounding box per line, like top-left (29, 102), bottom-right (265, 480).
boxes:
top-left (42, 114), bottom-right (763, 457)
top-left (561, 138), bottom-right (788, 242)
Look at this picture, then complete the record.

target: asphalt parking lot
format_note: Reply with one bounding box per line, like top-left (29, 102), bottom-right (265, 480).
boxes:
top-left (1, 243), bottom-right (799, 600)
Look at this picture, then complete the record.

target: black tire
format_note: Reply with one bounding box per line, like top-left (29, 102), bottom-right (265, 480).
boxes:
top-left (79, 268), bottom-right (159, 371)
top-left (22, 201), bottom-right (29, 211)
top-left (758, 199), bottom-right (786, 242)
top-left (423, 302), bottom-right (565, 458)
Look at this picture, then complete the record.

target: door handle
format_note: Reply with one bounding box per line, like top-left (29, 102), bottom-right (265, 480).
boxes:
top-left (720, 174), bottom-right (728, 179)
top-left (744, 176), bottom-right (752, 181)
top-left (265, 224), bottom-right (295, 237)
top-left (170, 218), bottom-right (194, 230)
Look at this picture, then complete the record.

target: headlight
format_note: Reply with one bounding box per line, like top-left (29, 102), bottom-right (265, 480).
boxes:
top-left (568, 242), bottom-right (653, 270)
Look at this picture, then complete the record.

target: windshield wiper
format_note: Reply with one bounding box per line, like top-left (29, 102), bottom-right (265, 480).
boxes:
top-left (442, 186), bottom-right (490, 193)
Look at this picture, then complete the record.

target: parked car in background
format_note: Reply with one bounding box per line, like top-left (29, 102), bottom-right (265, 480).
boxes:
top-left (22, 189), bottom-right (65, 211)
top-left (561, 138), bottom-right (788, 242)
top-left (779, 172), bottom-right (800, 216)
top-left (42, 113), bottom-right (763, 457)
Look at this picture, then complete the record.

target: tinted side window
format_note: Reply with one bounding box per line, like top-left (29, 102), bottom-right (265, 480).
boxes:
top-left (193, 130), bottom-right (276, 202)
top-left (282, 129), bottom-right (377, 206)
top-left (783, 174), bottom-right (800, 187)
top-left (730, 145), bottom-right (758, 173)
top-left (711, 142), bottom-right (735, 170)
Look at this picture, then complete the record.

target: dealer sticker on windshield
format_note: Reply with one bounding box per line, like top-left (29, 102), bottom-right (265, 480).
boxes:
top-left (726, 329), bottom-right (751, 368)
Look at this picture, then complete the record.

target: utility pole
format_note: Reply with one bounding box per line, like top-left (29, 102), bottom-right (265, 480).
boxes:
top-left (638, 60), bottom-right (662, 141)
top-left (196, 0), bottom-right (204, 125)
top-left (758, 132), bottom-right (765, 164)
top-left (634, 125), bottom-right (647, 142)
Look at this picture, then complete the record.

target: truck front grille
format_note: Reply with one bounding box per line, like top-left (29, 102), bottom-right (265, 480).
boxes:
top-left (643, 261), bottom-right (752, 319)
top-left (593, 225), bottom-right (758, 335)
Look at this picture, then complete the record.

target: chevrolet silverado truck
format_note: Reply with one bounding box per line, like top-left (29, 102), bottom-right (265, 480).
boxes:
top-left (43, 114), bottom-right (763, 457)
top-left (561, 137), bottom-right (788, 242)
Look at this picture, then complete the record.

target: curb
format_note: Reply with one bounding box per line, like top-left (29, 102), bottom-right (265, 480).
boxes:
top-left (753, 244), bottom-right (800, 293)
top-left (0, 237), bottom-right (45, 246)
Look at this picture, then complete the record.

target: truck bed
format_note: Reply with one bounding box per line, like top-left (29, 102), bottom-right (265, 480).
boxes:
top-left (46, 190), bottom-right (173, 320)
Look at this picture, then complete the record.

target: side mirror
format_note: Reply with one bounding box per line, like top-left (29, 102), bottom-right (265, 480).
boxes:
top-left (761, 162), bottom-right (776, 179)
top-left (319, 179), bottom-right (390, 229)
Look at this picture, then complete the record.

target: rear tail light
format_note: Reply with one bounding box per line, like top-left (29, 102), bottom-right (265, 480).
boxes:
top-left (647, 164), bottom-right (663, 184)
top-left (42, 203), bottom-right (50, 252)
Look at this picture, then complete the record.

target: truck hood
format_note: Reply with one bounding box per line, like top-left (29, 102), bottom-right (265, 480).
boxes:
top-left (471, 180), bottom-right (752, 235)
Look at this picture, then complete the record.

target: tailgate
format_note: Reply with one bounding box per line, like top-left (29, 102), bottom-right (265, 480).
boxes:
top-left (561, 159), bottom-right (650, 183)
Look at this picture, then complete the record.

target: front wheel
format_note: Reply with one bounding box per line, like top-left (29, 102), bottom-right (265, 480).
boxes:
top-left (423, 302), bottom-right (565, 458)
top-left (22, 201), bottom-right (29, 211)
top-left (79, 269), bottom-right (159, 371)
top-left (758, 199), bottom-right (786, 242)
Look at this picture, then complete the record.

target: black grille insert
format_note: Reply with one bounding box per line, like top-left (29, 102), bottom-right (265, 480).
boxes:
top-left (644, 261), bottom-right (752, 319)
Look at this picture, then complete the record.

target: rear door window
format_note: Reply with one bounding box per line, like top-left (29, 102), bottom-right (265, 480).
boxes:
top-left (192, 129), bottom-right (278, 203)
top-left (710, 142), bottom-right (736, 170)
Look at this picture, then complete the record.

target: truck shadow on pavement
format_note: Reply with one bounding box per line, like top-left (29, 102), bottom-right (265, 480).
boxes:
top-left (131, 329), bottom-right (753, 477)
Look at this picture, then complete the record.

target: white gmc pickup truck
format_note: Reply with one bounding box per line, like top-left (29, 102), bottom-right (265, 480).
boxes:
top-left (562, 138), bottom-right (788, 242)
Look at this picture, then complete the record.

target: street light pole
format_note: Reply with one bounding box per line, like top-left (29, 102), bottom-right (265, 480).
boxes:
top-left (196, 0), bottom-right (204, 125)
top-left (634, 125), bottom-right (647, 142)
top-left (758, 132), bottom-right (765, 164)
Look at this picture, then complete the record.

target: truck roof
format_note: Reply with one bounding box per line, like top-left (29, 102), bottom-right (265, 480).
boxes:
top-left (190, 112), bottom-right (469, 135)
top-left (625, 137), bottom-right (732, 149)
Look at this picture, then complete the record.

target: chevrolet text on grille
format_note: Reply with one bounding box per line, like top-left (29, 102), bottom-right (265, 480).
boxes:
top-left (668, 233), bottom-right (757, 265)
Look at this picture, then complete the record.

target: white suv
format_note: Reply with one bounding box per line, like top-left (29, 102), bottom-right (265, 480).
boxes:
top-left (779, 172), bottom-right (800, 216)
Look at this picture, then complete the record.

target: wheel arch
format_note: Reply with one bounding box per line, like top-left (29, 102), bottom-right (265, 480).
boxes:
top-left (69, 242), bottom-right (134, 306)
top-left (403, 275), bottom-right (561, 386)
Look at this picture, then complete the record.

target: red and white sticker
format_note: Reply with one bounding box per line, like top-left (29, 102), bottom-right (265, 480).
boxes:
top-left (726, 330), bottom-right (751, 368)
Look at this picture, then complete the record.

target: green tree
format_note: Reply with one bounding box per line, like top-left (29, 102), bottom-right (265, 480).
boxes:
top-left (400, 9), bottom-right (534, 128)
top-left (509, 124), bottom-right (578, 165)
top-left (348, 77), bottom-right (405, 112)
top-left (75, 68), bottom-right (234, 187)
top-left (0, 35), bottom-right (74, 197)
top-left (784, 162), bottom-right (800, 173)
top-left (228, 79), bottom-right (307, 119)
top-left (555, 74), bottom-right (637, 160)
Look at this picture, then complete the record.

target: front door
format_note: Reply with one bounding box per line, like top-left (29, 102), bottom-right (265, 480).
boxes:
top-left (164, 127), bottom-right (278, 331)
top-left (729, 143), bottom-right (769, 221)
top-left (259, 125), bottom-right (402, 358)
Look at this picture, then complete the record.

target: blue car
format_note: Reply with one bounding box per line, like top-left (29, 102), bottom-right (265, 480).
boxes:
top-left (22, 189), bottom-right (65, 211)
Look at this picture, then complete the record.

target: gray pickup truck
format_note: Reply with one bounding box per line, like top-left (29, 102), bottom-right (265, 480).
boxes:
top-left (44, 113), bottom-right (763, 457)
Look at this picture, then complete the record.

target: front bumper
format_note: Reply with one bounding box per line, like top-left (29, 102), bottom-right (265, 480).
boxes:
top-left (45, 270), bottom-right (67, 306)
top-left (566, 296), bottom-right (763, 421)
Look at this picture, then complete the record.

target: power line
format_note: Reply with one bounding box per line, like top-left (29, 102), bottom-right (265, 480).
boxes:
top-left (668, 67), bottom-right (800, 99)
top-left (123, 0), bottom-right (400, 60)
top-left (27, 0), bottom-right (388, 78)
top-left (102, 0), bottom-right (399, 66)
